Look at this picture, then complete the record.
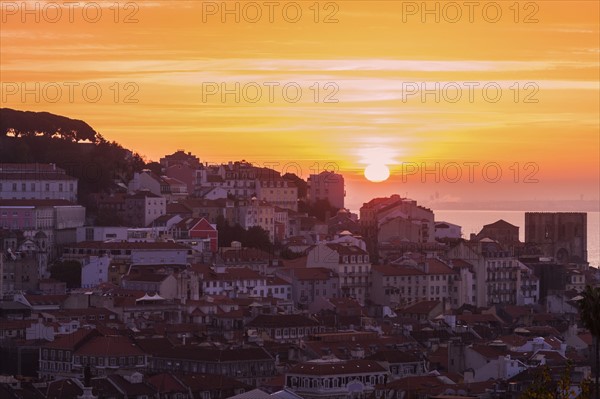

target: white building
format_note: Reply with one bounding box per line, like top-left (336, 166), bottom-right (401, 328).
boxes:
top-left (80, 255), bottom-right (111, 288)
top-left (285, 359), bottom-right (389, 399)
top-left (0, 163), bottom-right (78, 202)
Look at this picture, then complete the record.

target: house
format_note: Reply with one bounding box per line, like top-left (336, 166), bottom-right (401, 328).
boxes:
top-left (305, 243), bottom-right (371, 304)
top-left (285, 359), bottom-right (389, 399)
top-left (246, 314), bottom-right (323, 343)
top-left (307, 171), bottom-right (345, 209)
top-left (0, 163), bottom-right (78, 202)
top-left (276, 266), bottom-right (340, 310)
top-left (169, 217), bottom-right (218, 252)
top-left (121, 274), bottom-right (178, 299)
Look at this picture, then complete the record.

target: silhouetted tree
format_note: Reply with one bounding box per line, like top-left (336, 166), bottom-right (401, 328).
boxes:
top-left (1, 108), bottom-right (98, 142)
top-left (579, 285), bottom-right (600, 399)
top-left (49, 261), bottom-right (82, 289)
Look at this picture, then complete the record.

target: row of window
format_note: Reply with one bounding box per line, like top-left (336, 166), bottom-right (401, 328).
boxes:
top-left (0, 182), bottom-right (74, 192)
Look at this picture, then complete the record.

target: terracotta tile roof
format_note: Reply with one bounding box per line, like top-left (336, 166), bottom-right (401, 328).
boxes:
top-left (279, 267), bottom-right (337, 280)
top-left (426, 258), bottom-right (458, 275)
top-left (400, 300), bottom-right (442, 314)
top-left (152, 345), bottom-right (273, 363)
top-left (44, 328), bottom-right (100, 350)
top-left (372, 264), bottom-right (426, 276)
top-left (288, 359), bottom-right (387, 376)
top-left (246, 314), bottom-right (320, 328)
top-left (107, 375), bottom-right (156, 396)
top-left (0, 199), bottom-right (76, 207)
top-left (75, 335), bottom-right (144, 356)
top-left (46, 379), bottom-right (82, 399)
top-left (325, 243), bottom-right (368, 255)
top-left (67, 241), bottom-right (189, 250)
top-left (365, 350), bottom-right (423, 364)
top-left (147, 373), bottom-right (188, 394)
top-left (24, 294), bottom-right (68, 306)
top-left (177, 373), bottom-right (251, 391)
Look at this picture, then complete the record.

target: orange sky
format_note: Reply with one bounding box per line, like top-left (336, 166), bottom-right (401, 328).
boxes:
top-left (1, 0), bottom-right (599, 210)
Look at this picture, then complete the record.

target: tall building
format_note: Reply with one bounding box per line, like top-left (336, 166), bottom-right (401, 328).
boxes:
top-left (307, 171), bottom-right (345, 209)
top-left (0, 163), bottom-right (78, 202)
top-left (525, 212), bottom-right (587, 263)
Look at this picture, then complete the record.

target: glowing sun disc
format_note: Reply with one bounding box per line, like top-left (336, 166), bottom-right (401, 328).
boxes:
top-left (364, 163), bottom-right (390, 182)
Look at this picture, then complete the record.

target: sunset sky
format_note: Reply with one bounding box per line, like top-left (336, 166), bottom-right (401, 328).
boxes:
top-left (1, 0), bottom-right (599, 211)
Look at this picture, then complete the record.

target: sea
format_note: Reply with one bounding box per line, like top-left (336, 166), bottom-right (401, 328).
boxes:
top-left (434, 210), bottom-right (600, 268)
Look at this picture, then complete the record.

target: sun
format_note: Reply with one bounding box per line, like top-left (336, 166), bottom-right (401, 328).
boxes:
top-left (364, 163), bottom-right (390, 182)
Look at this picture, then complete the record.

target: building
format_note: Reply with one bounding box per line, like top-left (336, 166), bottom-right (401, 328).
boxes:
top-left (246, 314), bottom-right (324, 343)
top-left (80, 255), bottom-right (111, 289)
top-left (370, 258), bottom-right (458, 308)
top-left (0, 163), bottom-right (78, 202)
top-left (525, 212), bottom-right (587, 263)
top-left (63, 241), bottom-right (190, 265)
top-left (307, 171), bottom-right (345, 209)
top-left (434, 221), bottom-right (462, 240)
top-left (255, 178), bottom-right (298, 211)
top-left (146, 344), bottom-right (277, 387)
top-left (237, 198), bottom-right (275, 242)
top-left (276, 266), bottom-right (340, 310)
top-left (123, 191), bottom-right (166, 227)
top-left (305, 243), bottom-right (371, 304)
top-left (169, 217), bottom-right (218, 253)
top-left (475, 219), bottom-right (519, 246)
top-left (285, 359), bottom-right (389, 399)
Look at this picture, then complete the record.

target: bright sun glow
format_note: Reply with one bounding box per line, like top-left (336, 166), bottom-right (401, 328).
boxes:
top-left (364, 163), bottom-right (390, 182)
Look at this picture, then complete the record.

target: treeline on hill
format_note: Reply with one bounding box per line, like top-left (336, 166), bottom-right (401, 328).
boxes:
top-left (0, 108), bottom-right (146, 209)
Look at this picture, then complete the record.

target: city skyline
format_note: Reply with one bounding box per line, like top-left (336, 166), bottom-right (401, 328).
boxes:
top-left (1, 0), bottom-right (598, 211)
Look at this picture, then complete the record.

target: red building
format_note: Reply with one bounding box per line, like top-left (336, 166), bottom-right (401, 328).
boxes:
top-left (170, 217), bottom-right (218, 252)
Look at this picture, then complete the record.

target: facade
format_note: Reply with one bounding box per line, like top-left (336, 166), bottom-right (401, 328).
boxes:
top-left (63, 241), bottom-right (190, 264)
top-left (525, 212), bottom-right (587, 263)
top-left (237, 198), bottom-right (275, 242)
top-left (277, 267), bottom-right (340, 310)
top-left (147, 346), bottom-right (277, 387)
top-left (307, 171), bottom-right (345, 209)
top-left (255, 178), bottom-right (298, 211)
top-left (285, 359), bottom-right (389, 399)
top-left (246, 314), bottom-right (324, 343)
top-left (124, 191), bottom-right (166, 227)
top-left (169, 217), bottom-right (218, 252)
top-left (485, 256), bottom-right (539, 306)
top-left (0, 163), bottom-right (78, 202)
top-left (370, 258), bottom-right (457, 308)
top-left (80, 255), bottom-right (111, 289)
top-left (305, 243), bottom-right (370, 304)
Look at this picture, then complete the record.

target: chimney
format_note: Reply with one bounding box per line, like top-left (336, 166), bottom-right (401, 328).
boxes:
top-left (470, 233), bottom-right (476, 241)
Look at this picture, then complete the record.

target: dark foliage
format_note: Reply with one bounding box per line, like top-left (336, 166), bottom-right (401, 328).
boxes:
top-left (49, 260), bottom-right (82, 289)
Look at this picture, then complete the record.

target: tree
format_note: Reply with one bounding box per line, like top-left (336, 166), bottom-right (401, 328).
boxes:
top-left (521, 364), bottom-right (590, 399)
top-left (579, 285), bottom-right (600, 399)
top-left (1, 108), bottom-right (98, 142)
top-left (49, 261), bottom-right (82, 289)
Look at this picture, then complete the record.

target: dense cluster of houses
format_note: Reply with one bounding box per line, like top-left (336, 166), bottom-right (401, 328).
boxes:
top-left (0, 156), bottom-right (598, 399)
